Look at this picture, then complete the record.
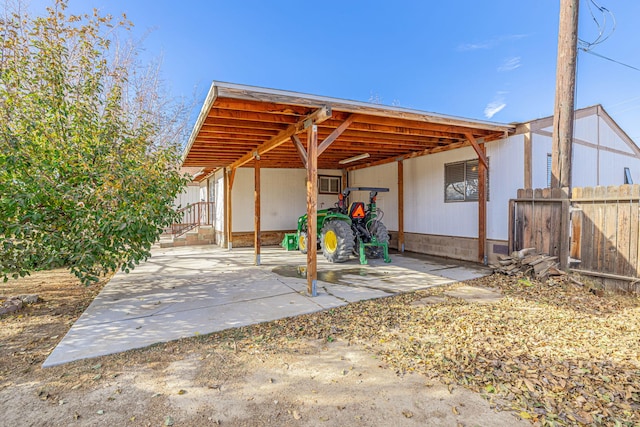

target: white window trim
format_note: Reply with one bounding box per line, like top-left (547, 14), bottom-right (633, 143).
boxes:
top-left (319, 175), bottom-right (341, 194)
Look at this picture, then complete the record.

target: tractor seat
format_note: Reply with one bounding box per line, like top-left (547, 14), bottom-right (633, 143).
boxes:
top-left (349, 202), bottom-right (366, 219)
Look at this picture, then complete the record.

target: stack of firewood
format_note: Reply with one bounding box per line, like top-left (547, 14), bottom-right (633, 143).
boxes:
top-left (494, 248), bottom-right (564, 280)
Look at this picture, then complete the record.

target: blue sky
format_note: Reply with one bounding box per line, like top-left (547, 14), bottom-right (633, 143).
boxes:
top-left (27, 0), bottom-right (640, 141)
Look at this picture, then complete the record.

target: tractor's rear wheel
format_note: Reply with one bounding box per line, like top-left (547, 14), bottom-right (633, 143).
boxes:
top-left (298, 231), bottom-right (308, 254)
top-left (321, 221), bottom-right (355, 263)
top-left (366, 220), bottom-right (390, 258)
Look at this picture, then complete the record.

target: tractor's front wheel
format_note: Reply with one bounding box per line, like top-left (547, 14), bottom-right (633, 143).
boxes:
top-left (298, 231), bottom-right (308, 254)
top-left (321, 221), bottom-right (355, 263)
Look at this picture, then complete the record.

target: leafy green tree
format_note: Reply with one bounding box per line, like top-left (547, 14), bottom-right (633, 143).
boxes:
top-left (0, 0), bottom-right (190, 284)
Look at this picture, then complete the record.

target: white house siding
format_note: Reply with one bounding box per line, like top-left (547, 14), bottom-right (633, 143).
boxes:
top-left (173, 185), bottom-right (200, 209)
top-left (349, 162), bottom-right (398, 231)
top-left (599, 115), bottom-right (634, 155)
top-left (572, 143), bottom-right (598, 187)
top-left (486, 134), bottom-right (525, 241)
top-left (231, 168), bottom-right (342, 233)
top-left (199, 181), bottom-right (207, 201)
top-left (599, 150), bottom-right (640, 185)
top-left (531, 133), bottom-right (552, 189)
top-left (404, 146), bottom-right (479, 238)
top-left (533, 110), bottom-right (640, 187)
top-left (214, 170), bottom-right (225, 245)
top-left (595, 114), bottom-right (640, 185)
top-left (573, 114), bottom-right (598, 143)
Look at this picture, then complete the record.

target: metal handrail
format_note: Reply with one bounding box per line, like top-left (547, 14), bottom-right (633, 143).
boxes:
top-left (171, 202), bottom-right (215, 237)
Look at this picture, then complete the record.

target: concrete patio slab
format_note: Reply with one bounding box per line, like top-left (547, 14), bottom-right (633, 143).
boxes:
top-left (43, 245), bottom-right (491, 367)
top-left (444, 285), bottom-right (503, 304)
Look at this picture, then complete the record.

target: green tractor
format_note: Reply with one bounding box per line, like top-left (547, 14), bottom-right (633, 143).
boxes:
top-left (297, 187), bottom-right (391, 264)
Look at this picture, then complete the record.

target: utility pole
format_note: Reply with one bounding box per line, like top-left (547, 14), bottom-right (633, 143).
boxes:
top-left (551, 0), bottom-right (579, 190)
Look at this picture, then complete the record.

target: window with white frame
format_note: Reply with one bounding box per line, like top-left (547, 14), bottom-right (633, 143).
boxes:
top-left (444, 158), bottom-right (489, 202)
top-left (319, 175), bottom-right (341, 194)
top-left (625, 167), bottom-right (633, 184)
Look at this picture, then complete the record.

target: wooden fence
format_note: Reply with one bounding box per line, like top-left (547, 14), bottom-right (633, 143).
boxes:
top-left (510, 185), bottom-right (640, 280)
top-left (571, 185), bottom-right (640, 278)
top-left (509, 188), bottom-right (570, 267)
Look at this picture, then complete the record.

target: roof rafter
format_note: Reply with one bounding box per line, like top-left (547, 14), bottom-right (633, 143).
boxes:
top-left (228, 106), bottom-right (331, 170)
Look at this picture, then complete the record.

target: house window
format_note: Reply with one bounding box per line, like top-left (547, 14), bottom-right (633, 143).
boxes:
top-left (624, 167), bottom-right (633, 184)
top-left (547, 154), bottom-right (552, 188)
top-left (319, 175), bottom-right (341, 194)
top-left (444, 159), bottom-right (489, 202)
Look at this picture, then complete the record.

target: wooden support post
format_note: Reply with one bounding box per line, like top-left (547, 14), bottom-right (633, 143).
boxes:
top-left (478, 144), bottom-right (487, 264)
top-left (223, 169), bottom-right (228, 247)
top-left (551, 0), bottom-right (579, 190)
top-left (342, 169), bottom-right (348, 192)
top-left (226, 167), bottom-right (236, 250)
top-left (306, 124), bottom-right (318, 297)
top-left (397, 160), bottom-right (405, 253)
top-left (524, 126), bottom-right (532, 189)
top-left (254, 157), bottom-right (261, 265)
top-left (508, 199), bottom-right (516, 253)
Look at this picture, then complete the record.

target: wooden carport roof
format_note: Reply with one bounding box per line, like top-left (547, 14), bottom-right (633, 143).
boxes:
top-left (181, 81), bottom-right (515, 297)
top-left (181, 81), bottom-right (515, 178)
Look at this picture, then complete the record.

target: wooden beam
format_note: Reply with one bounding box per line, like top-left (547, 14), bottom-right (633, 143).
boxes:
top-left (291, 134), bottom-right (308, 168)
top-left (254, 157), bottom-right (261, 265)
top-left (223, 168), bottom-right (228, 247)
top-left (227, 167), bottom-right (236, 249)
top-left (346, 141), bottom-right (468, 171)
top-left (306, 124), bottom-right (318, 297)
top-left (478, 144), bottom-right (487, 263)
top-left (464, 133), bottom-right (488, 169)
top-left (524, 126), bottom-right (532, 188)
top-left (397, 160), bottom-right (405, 253)
top-left (213, 98), bottom-right (312, 116)
top-left (228, 167), bottom-right (236, 189)
top-left (228, 106), bottom-right (331, 170)
top-left (317, 114), bottom-right (355, 156)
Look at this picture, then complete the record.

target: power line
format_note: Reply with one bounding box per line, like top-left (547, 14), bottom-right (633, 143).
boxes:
top-left (579, 48), bottom-right (640, 72)
top-left (579, 0), bottom-right (616, 49)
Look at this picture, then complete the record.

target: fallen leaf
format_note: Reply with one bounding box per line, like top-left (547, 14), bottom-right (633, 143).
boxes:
top-left (177, 389), bottom-right (186, 395)
top-left (523, 379), bottom-right (536, 393)
top-left (402, 410), bottom-right (414, 418)
top-left (519, 411), bottom-right (532, 419)
top-left (293, 410), bottom-right (302, 420)
top-left (164, 416), bottom-right (174, 426)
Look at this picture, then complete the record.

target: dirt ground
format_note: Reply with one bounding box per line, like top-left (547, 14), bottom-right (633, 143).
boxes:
top-left (1, 269), bottom-right (639, 426)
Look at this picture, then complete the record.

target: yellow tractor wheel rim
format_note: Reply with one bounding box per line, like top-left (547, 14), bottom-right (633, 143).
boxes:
top-left (299, 234), bottom-right (306, 251)
top-left (324, 230), bottom-right (338, 253)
